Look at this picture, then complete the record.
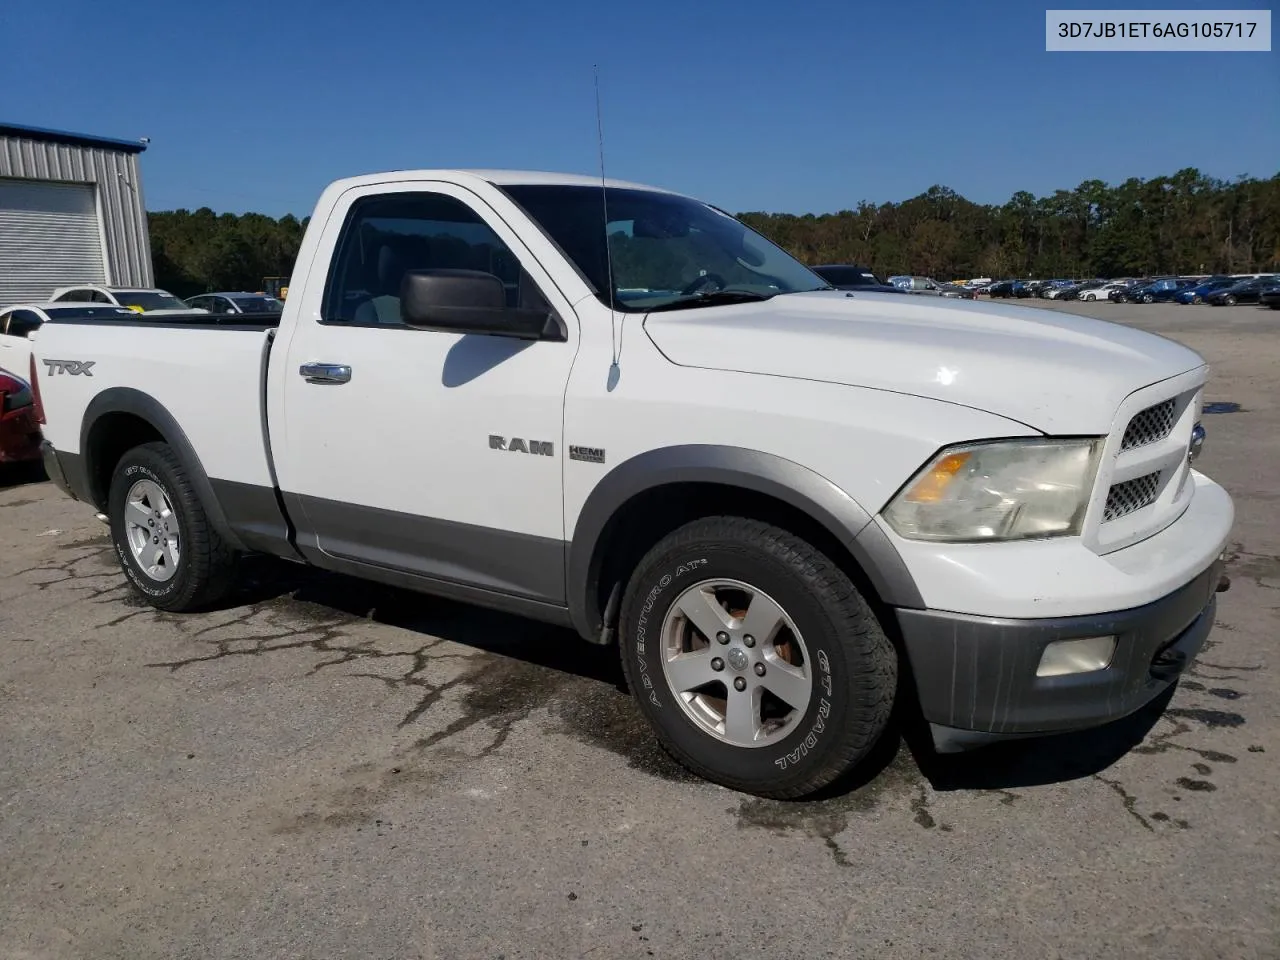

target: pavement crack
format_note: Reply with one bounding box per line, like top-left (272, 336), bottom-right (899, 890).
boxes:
top-left (1094, 775), bottom-right (1154, 832)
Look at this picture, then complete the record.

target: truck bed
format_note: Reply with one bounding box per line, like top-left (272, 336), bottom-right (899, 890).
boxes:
top-left (32, 317), bottom-right (281, 503)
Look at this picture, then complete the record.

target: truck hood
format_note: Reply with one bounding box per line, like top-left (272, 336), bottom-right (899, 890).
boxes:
top-left (643, 291), bottom-right (1205, 434)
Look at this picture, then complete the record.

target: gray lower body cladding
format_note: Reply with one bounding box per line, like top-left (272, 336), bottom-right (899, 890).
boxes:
top-left (899, 558), bottom-right (1226, 752)
top-left (284, 492), bottom-right (571, 624)
top-left (41, 441), bottom-right (79, 502)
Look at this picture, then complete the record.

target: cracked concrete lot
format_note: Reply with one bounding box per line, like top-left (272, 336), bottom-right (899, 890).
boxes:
top-left (2, 300), bottom-right (1278, 960)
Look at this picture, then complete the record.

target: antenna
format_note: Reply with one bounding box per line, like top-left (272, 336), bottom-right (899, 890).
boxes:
top-left (594, 65), bottom-right (621, 386)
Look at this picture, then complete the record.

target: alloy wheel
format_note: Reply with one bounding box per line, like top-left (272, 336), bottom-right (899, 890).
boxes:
top-left (124, 478), bottom-right (181, 582)
top-left (660, 578), bottom-right (813, 748)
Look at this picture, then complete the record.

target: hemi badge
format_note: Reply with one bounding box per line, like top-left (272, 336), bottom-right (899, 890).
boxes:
top-left (569, 445), bottom-right (606, 464)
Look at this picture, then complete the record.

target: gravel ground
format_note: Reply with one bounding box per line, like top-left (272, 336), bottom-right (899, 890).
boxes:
top-left (1, 299), bottom-right (1277, 960)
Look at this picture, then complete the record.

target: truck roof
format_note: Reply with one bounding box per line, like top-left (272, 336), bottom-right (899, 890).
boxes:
top-left (324, 168), bottom-right (682, 196)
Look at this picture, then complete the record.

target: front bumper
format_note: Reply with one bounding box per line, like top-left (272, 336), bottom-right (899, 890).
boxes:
top-left (899, 557), bottom-right (1228, 752)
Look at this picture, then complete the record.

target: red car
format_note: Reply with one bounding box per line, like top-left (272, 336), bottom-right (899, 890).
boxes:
top-left (0, 368), bottom-right (41, 464)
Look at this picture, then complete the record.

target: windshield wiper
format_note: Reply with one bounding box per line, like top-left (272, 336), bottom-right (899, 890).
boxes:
top-left (647, 289), bottom-right (777, 312)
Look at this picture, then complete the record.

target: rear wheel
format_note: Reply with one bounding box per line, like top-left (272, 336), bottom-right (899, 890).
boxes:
top-left (619, 516), bottom-right (897, 799)
top-left (108, 442), bottom-right (238, 611)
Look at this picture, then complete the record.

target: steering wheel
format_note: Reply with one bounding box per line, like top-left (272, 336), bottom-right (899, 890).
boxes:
top-left (680, 272), bottom-right (727, 296)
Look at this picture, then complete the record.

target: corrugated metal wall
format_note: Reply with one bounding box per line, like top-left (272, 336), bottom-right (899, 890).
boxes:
top-left (0, 134), bottom-right (153, 287)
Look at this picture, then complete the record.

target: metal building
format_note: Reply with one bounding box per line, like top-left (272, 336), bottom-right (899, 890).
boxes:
top-left (0, 122), bottom-right (153, 303)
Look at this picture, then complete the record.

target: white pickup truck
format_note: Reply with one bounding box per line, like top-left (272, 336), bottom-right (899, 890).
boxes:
top-left (31, 169), bottom-right (1234, 798)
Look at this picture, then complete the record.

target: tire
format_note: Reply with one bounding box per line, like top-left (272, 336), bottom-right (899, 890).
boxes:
top-left (108, 441), bottom-right (238, 611)
top-left (618, 516), bottom-right (897, 799)
top-left (1192, 295), bottom-right (1202, 304)
top-left (1084, 294), bottom-right (1095, 302)
top-left (1142, 294), bottom-right (1154, 303)
top-left (1224, 295), bottom-right (1236, 306)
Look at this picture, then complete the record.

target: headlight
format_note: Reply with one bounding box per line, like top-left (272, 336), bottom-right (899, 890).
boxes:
top-left (883, 438), bottom-right (1102, 542)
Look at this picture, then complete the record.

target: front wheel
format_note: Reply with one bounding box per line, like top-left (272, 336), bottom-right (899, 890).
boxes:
top-left (1142, 294), bottom-right (1154, 303)
top-left (1223, 295), bottom-right (1236, 306)
top-left (108, 441), bottom-right (238, 611)
top-left (1084, 294), bottom-right (1096, 302)
top-left (619, 516), bottom-right (897, 799)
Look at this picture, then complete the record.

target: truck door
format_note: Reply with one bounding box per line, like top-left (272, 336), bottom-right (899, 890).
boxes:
top-left (272, 183), bottom-right (579, 605)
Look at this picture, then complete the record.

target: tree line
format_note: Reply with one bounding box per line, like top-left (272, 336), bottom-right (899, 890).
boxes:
top-left (148, 167), bottom-right (1279, 295)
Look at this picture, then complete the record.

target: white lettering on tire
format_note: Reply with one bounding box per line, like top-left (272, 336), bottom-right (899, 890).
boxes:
top-left (774, 648), bottom-right (834, 771)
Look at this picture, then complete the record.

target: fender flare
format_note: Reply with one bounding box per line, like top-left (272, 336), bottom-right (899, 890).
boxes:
top-left (80, 387), bottom-right (247, 552)
top-left (566, 444), bottom-right (924, 639)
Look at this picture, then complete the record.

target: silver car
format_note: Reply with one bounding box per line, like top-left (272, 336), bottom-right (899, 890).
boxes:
top-left (888, 276), bottom-right (974, 299)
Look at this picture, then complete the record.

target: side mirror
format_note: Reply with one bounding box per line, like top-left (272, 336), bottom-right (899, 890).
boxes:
top-left (400, 269), bottom-right (563, 341)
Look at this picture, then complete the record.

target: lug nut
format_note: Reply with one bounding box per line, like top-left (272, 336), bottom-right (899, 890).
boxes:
top-left (716, 631), bottom-right (730, 645)
top-left (733, 677), bottom-right (747, 692)
top-left (710, 657), bottom-right (724, 672)
top-left (148, 519), bottom-right (154, 527)
top-left (743, 634), bottom-right (756, 648)
top-left (754, 663), bottom-right (766, 677)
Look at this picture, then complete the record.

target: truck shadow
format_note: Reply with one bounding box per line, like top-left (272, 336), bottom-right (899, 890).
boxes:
top-left (230, 556), bottom-right (1173, 794)
top-left (0, 461), bottom-right (48, 490)
top-left (898, 686), bottom-right (1172, 792)
top-left (233, 556), bottom-right (627, 692)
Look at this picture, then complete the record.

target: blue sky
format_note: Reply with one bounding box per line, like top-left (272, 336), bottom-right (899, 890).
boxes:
top-left (2, 0), bottom-right (1276, 217)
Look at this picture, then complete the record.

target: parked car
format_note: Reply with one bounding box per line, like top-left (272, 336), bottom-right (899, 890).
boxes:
top-left (808, 265), bottom-right (905, 295)
top-left (0, 367), bottom-right (41, 464)
top-left (1012, 281), bottom-right (1035, 298)
top-left (185, 292), bottom-right (287, 315)
top-left (1043, 281), bottom-right (1085, 300)
top-left (1106, 278), bottom-right (1151, 302)
top-left (32, 167), bottom-right (1234, 799)
top-left (49, 285), bottom-right (204, 314)
top-left (1034, 280), bottom-right (1069, 299)
top-left (1, 303), bottom-right (137, 374)
top-left (1126, 278), bottom-right (1199, 304)
top-left (887, 275), bottom-right (973, 297)
top-left (1205, 277), bottom-right (1280, 306)
top-left (1260, 286), bottom-right (1280, 310)
top-left (985, 280), bottom-right (1016, 298)
top-left (1063, 281), bottom-right (1109, 301)
top-left (1078, 282), bottom-right (1128, 302)
top-left (1175, 278), bottom-right (1238, 304)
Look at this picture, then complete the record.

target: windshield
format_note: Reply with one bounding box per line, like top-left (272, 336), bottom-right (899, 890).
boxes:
top-left (500, 184), bottom-right (828, 311)
top-left (113, 291), bottom-right (190, 311)
top-left (230, 296), bottom-right (284, 313)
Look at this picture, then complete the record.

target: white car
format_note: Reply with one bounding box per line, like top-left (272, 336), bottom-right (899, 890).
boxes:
top-left (0, 302), bottom-right (136, 375)
top-left (31, 168), bottom-right (1234, 799)
top-left (1079, 282), bottom-right (1127, 302)
top-left (48, 285), bottom-right (204, 314)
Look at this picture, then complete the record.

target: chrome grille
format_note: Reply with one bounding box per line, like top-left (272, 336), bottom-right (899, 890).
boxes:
top-left (1104, 472), bottom-right (1161, 522)
top-left (1121, 399), bottom-right (1177, 450)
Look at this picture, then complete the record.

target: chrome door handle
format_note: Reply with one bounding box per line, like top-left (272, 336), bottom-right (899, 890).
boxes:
top-left (299, 362), bottom-right (351, 384)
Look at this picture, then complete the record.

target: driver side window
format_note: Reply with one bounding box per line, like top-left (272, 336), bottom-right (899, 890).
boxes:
top-left (322, 192), bottom-right (543, 326)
